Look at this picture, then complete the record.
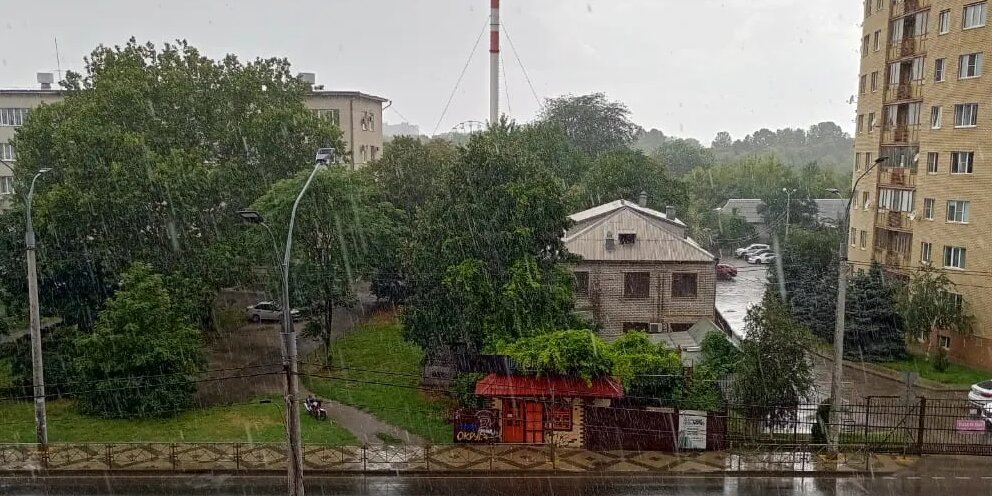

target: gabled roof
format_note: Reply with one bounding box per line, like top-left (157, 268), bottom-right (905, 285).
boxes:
top-left (475, 374), bottom-right (624, 399)
top-left (569, 199), bottom-right (686, 227)
top-left (717, 199), bottom-right (764, 223)
top-left (813, 199), bottom-right (847, 221)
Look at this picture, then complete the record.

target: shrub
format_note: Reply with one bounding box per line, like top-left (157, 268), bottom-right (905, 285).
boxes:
top-left (932, 348), bottom-right (950, 373)
top-left (451, 372), bottom-right (487, 409)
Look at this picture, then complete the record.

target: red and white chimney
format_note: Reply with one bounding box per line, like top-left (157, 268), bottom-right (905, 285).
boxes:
top-left (490, 0), bottom-right (500, 124)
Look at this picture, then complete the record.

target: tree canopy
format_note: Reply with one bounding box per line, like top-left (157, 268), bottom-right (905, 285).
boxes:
top-left (539, 93), bottom-right (639, 155)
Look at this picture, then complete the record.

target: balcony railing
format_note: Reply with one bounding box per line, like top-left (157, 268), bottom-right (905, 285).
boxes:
top-left (887, 36), bottom-right (927, 60)
top-left (881, 125), bottom-right (919, 145)
top-left (883, 82), bottom-right (923, 103)
top-left (873, 246), bottom-right (912, 269)
top-left (879, 167), bottom-right (917, 188)
top-left (890, 0), bottom-right (930, 18)
top-left (876, 210), bottom-right (914, 232)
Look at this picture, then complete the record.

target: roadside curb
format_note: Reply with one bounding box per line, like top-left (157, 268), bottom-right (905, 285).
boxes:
top-left (811, 350), bottom-right (971, 393)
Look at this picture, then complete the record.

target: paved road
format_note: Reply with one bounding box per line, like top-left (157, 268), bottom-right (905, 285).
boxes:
top-left (6, 473), bottom-right (992, 495)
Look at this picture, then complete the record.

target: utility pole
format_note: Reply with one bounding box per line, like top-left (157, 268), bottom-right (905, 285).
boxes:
top-left (827, 156), bottom-right (887, 453)
top-left (782, 188), bottom-right (796, 241)
top-left (489, 0), bottom-right (500, 124)
top-left (25, 168), bottom-right (51, 445)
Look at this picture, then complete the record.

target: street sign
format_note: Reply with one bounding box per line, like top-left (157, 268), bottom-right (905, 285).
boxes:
top-left (955, 419), bottom-right (987, 432)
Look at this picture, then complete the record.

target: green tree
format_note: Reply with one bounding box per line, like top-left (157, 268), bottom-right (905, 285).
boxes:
top-left (539, 93), bottom-right (639, 155)
top-left (568, 148), bottom-right (688, 213)
top-left (734, 293), bottom-right (815, 426)
top-left (899, 264), bottom-right (974, 356)
top-left (366, 137), bottom-right (457, 220)
top-left (766, 226), bottom-right (840, 341)
top-left (845, 262), bottom-right (907, 361)
top-left (4, 39), bottom-right (339, 330)
top-left (650, 137), bottom-right (713, 176)
top-left (74, 262), bottom-right (206, 418)
top-left (252, 167), bottom-right (402, 355)
top-left (498, 329), bottom-right (614, 381)
top-left (402, 122), bottom-right (576, 351)
top-left (609, 332), bottom-right (683, 405)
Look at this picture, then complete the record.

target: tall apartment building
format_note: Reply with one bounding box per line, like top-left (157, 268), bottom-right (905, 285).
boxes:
top-left (0, 73), bottom-right (386, 209)
top-left (852, 0), bottom-right (992, 367)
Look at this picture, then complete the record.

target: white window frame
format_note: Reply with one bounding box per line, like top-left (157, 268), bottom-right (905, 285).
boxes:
top-left (927, 152), bottom-right (939, 173)
top-left (860, 230), bottom-right (867, 249)
top-left (943, 246), bottom-right (967, 269)
top-left (869, 112), bottom-right (876, 132)
top-left (959, 53), bottom-right (984, 79)
top-left (923, 198), bottom-right (935, 219)
top-left (963, 2), bottom-right (988, 30)
top-left (939, 335), bottom-right (951, 349)
top-left (0, 176), bottom-right (13, 195)
top-left (935, 58), bottom-right (946, 82)
top-left (939, 9), bottom-right (951, 34)
top-left (921, 242), bottom-right (933, 264)
top-left (954, 103), bottom-right (979, 127)
top-left (931, 106), bottom-right (942, 129)
top-left (874, 30), bottom-right (881, 51)
top-left (951, 151), bottom-right (975, 174)
top-left (0, 143), bottom-right (14, 162)
top-left (946, 200), bottom-right (971, 223)
top-left (871, 71), bottom-right (879, 91)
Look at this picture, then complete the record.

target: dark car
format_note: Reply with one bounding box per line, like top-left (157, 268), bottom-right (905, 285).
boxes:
top-left (716, 263), bottom-right (738, 280)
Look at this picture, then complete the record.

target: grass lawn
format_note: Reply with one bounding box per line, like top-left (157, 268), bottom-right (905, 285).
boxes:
top-left (881, 354), bottom-right (992, 386)
top-left (0, 398), bottom-right (358, 445)
top-left (303, 319), bottom-right (452, 444)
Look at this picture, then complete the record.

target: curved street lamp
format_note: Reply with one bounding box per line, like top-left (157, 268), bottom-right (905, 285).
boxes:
top-left (25, 167), bottom-right (52, 445)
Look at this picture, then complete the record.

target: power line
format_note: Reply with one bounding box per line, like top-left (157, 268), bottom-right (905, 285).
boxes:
top-left (432, 19), bottom-right (489, 135)
top-left (502, 21), bottom-right (541, 109)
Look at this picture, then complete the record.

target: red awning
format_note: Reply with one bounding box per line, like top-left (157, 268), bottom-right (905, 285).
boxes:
top-left (475, 374), bottom-right (624, 399)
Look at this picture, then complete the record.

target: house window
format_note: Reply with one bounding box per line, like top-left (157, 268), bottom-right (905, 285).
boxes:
top-left (951, 151), bottom-right (975, 173)
top-left (959, 53), bottom-right (984, 79)
top-left (923, 198), bottom-right (935, 219)
top-left (860, 230), bottom-right (867, 249)
top-left (868, 112), bottom-right (876, 132)
top-left (963, 2), bottom-right (988, 29)
top-left (927, 152), bottom-right (939, 173)
top-left (954, 103), bottom-right (978, 127)
top-left (0, 108), bottom-right (29, 127)
top-left (368, 113), bottom-right (375, 131)
top-left (618, 233), bottom-right (637, 245)
top-left (931, 106), bottom-right (942, 129)
top-left (862, 190), bottom-right (870, 208)
top-left (857, 114), bottom-right (865, 134)
top-left (935, 58), bottom-right (946, 82)
top-left (549, 404), bottom-right (572, 431)
top-left (574, 271), bottom-right (590, 297)
top-left (873, 30), bottom-right (881, 51)
top-left (921, 242), bottom-right (933, 264)
top-left (623, 272), bottom-right (650, 299)
top-left (370, 145), bottom-right (380, 161)
top-left (0, 176), bottom-right (13, 195)
top-left (622, 322), bottom-right (650, 332)
top-left (875, 0), bottom-right (882, 11)
top-left (946, 200), bottom-right (971, 223)
top-left (314, 109), bottom-right (340, 126)
top-left (0, 143), bottom-right (14, 161)
top-left (859, 75), bottom-right (867, 94)
top-left (871, 71), bottom-right (879, 91)
top-left (669, 323), bottom-right (693, 333)
top-left (939, 9), bottom-right (951, 33)
top-left (938, 335), bottom-right (951, 350)
top-left (866, 152), bottom-right (872, 166)
top-left (855, 152), bottom-right (862, 171)
top-left (943, 246), bottom-right (967, 269)
top-left (850, 227), bottom-right (857, 246)
top-left (360, 145), bottom-right (368, 162)
top-left (949, 292), bottom-right (964, 311)
top-left (671, 273), bottom-right (698, 298)
top-left (862, 35), bottom-right (870, 56)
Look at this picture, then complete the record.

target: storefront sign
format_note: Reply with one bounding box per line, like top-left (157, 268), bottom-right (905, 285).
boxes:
top-left (678, 410), bottom-right (707, 450)
top-left (454, 409), bottom-right (500, 443)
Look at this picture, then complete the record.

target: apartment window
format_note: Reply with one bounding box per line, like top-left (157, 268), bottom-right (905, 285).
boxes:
top-left (939, 10), bottom-right (951, 34)
top-left (0, 108), bottom-right (29, 127)
top-left (573, 271), bottom-right (590, 297)
top-left (0, 176), bottom-right (13, 195)
top-left (931, 106), bottom-right (942, 129)
top-left (862, 35), bottom-right (870, 56)
top-left (360, 145), bottom-right (368, 162)
top-left (866, 152), bottom-right (872, 166)
top-left (935, 58), bottom-right (946, 82)
top-left (927, 152), bottom-right (939, 173)
top-left (849, 227), bottom-right (857, 246)
top-left (951, 151), bottom-right (975, 173)
top-left (857, 114), bottom-right (865, 134)
top-left (860, 230), bottom-right (867, 249)
top-left (871, 71), bottom-right (879, 91)
top-left (938, 335), bottom-right (951, 350)
top-left (943, 246), bottom-right (967, 269)
top-left (623, 272), bottom-right (650, 299)
top-left (0, 143), bottom-right (14, 161)
top-left (859, 74), bottom-right (867, 94)
top-left (855, 152), bottom-right (862, 171)
top-left (618, 233), bottom-right (637, 245)
top-left (921, 242), bottom-right (933, 264)
top-left (368, 113), bottom-right (375, 131)
top-left (963, 2), bottom-right (988, 29)
top-left (873, 30), bottom-right (881, 51)
top-left (879, 188), bottom-right (915, 212)
top-left (955, 104), bottom-right (979, 127)
top-left (946, 200), bottom-right (971, 223)
top-left (907, 102), bottom-right (922, 125)
top-left (875, 0), bottom-right (882, 12)
top-left (959, 53), bottom-right (984, 78)
top-left (370, 145), bottom-right (380, 161)
top-left (314, 109), bottom-right (340, 126)
top-left (862, 190), bottom-right (870, 208)
top-left (865, 0), bottom-right (871, 16)
top-left (868, 112), bottom-right (876, 132)
top-left (672, 273), bottom-right (698, 298)
top-left (949, 292), bottom-right (965, 311)
top-left (923, 198), bottom-right (935, 219)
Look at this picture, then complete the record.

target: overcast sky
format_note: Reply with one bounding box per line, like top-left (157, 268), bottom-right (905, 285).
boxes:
top-left (0, 0), bottom-right (862, 143)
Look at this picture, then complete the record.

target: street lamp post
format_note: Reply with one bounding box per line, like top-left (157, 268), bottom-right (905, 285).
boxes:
top-left (782, 188), bottom-right (797, 241)
top-left (25, 167), bottom-right (52, 445)
top-left (826, 155), bottom-right (888, 453)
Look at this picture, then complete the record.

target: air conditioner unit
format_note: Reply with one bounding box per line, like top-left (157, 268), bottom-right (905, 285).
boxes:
top-left (649, 323), bottom-right (664, 334)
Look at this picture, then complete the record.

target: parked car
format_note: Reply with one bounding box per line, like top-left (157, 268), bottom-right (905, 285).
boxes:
top-left (969, 380), bottom-right (992, 428)
top-left (246, 301), bottom-right (301, 323)
top-left (716, 263), bottom-right (738, 280)
top-left (315, 147), bottom-right (336, 165)
top-left (735, 243), bottom-right (769, 258)
top-left (748, 252), bottom-right (776, 264)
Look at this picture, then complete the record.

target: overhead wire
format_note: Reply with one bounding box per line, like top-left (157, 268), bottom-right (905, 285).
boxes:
top-left (502, 21), bottom-right (542, 108)
top-left (431, 18), bottom-right (489, 135)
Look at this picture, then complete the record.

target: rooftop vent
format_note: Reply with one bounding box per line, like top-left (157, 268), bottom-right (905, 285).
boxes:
top-left (297, 72), bottom-right (316, 86)
top-left (37, 72), bottom-right (54, 90)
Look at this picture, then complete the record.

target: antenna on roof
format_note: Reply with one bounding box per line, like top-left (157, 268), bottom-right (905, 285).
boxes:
top-left (53, 37), bottom-right (63, 81)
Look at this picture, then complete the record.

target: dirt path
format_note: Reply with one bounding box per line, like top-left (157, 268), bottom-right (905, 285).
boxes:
top-left (317, 400), bottom-right (426, 445)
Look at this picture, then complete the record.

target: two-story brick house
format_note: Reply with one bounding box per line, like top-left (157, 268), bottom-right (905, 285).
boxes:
top-left (565, 199), bottom-right (718, 339)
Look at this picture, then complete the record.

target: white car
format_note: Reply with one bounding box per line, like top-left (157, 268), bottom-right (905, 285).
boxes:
top-left (735, 244), bottom-right (769, 258)
top-left (748, 252), bottom-right (777, 264)
top-left (246, 301), bottom-right (301, 323)
top-left (969, 380), bottom-right (992, 428)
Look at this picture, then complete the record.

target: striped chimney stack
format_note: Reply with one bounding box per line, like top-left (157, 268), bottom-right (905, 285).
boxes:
top-left (490, 0), bottom-right (500, 125)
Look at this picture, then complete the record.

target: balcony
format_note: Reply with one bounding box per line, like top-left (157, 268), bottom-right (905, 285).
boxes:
top-left (890, 0), bottom-right (930, 18)
top-left (883, 82), bottom-right (923, 103)
top-left (879, 167), bottom-right (917, 188)
top-left (887, 37), bottom-right (927, 60)
top-left (876, 210), bottom-right (914, 232)
top-left (881, 125), bottom-right (919, 145)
